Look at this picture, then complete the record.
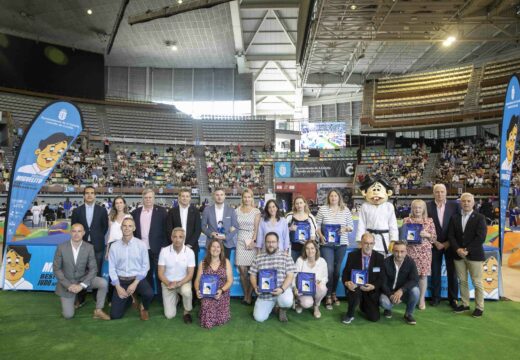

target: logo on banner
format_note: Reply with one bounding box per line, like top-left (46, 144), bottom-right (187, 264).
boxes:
top-left (275, 162), bottom-right (291, 178)
top-left (58, 109), bottom-right (68, 121)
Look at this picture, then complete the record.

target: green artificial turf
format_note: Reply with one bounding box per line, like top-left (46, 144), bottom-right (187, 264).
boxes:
top-left (0, 292), bottom-right (518, 360)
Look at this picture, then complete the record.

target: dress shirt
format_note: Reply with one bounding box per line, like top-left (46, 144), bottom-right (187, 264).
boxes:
top-left (461, 210), bottom-right (473, 233)
top-left (140, 207), bottom-right (153, 249)
top-left (158, 245), bottom-right (195, 282)
top-left (85, 203), bottom-right (94, 228)
top-left (179, 205), bottom-right (189, 233)
top-left (435, 200), bottom-right (446, 228)
top-left (71, 241), bottom-right (82, 264)
top-left (362, 254), bottom-right (371, 270)
top-left (215, 205), bottom-right (224, 225)
top-left (108, 237), bottom-right (150, 286)
top-left (392, 260), bottom-right (403, 290)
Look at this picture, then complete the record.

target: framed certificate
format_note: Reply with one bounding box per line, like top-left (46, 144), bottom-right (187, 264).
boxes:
top-left (323, 224), bottom-right (341, 244)
top-left (258, 269), bottom-right (277, 293)
top-left (199, 274), bottom-right (219, 298)
top-left (403, 223), bottom-right (423, 244)
top-left (351, 270), bottom-right (368, 286)
top-left (297, 272), bottom-right (316, 295)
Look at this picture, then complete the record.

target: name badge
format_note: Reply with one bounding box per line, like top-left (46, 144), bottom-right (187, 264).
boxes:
top-left (373, 267), bottom-right (380, 273)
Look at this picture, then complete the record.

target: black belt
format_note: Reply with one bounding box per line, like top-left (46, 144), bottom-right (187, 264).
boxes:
top-left (367, 228), bottom-right (390, 255)
top-left (119, 276), bottom-right (136, 281)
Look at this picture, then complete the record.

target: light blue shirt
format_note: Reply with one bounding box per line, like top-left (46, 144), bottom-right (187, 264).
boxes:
top-left (85, 203), bottom-right (95, 228)
top-left (108, 237), bottom-right (150, 286)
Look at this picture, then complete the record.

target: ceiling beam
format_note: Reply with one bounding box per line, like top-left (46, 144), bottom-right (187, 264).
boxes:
top-left (272, 10), bottom-right (296, 48)
top-left (254, 61), bottom-right (270, 82)
top-left (314, 36), bottom-right (520, 42)
top-left (256, 91), bottom-right (295, 96)
top-left (272, 61), bottom-right (296, 89)
top-left (240, 0), bottom-right (300, 9)
top-left (245, 9), bottom-right (270, 54)
top-left (106, 0), bottom-right (130, 55)
top-left (247, 54), bottom-right (295, 61)
top-left (230, 1), bottom-right (248, 73)
top-left (276, 96), bottom-right (295, 109)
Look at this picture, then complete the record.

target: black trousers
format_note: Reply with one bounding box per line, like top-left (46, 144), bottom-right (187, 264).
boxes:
top-left (110, 279), bottom-right (154, 319)
top-left (224, 246), bottom-right (233, 260)
top-left (346, 288), bottom-right (380, 322)
top-left (431, 247), bottom-right (458, 302)
top-left (147, 250), bottom-right (161, 297)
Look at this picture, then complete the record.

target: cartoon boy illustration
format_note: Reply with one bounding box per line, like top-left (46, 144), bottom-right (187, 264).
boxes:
top-left (482, 256), bottom-right (499, 298)
top-left (4, 245), bottom-right (33, 290)
top-left (501, 117), bottom-right (518, 172)
top-left (18, 132), bottom-right (73, 176)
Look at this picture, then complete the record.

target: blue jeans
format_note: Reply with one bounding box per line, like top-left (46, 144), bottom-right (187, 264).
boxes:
top-left (320, 245), bottom-right (347, 296)
top-left (253, 288), bottom-right (294, 322)
top-left (380, 286), bottom-right (420, 315)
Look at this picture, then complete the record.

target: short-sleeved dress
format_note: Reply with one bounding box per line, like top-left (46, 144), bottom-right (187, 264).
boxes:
top-left (235, 207), bottom-right (260, 266)
top-left (199, 264), bottom-right (230, 329)
top-left (403, 217), bottom-right (437, 276)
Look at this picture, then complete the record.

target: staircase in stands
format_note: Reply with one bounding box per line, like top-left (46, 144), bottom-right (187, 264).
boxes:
top-left (194, 146), bottom-right (209, 196)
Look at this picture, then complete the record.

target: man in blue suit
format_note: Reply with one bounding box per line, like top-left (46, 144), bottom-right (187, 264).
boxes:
top-left (426, 183), bottom-right (460, 308)
top-left (132, 188), bottom-right (169, 296)
top-left (201, 188), bottom-right (239, 259)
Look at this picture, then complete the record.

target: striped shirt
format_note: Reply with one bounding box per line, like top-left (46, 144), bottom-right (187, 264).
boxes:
top-left (249, 251), bottom-right (296, 300)
top-left (315, 205), bottom-right (354, 246)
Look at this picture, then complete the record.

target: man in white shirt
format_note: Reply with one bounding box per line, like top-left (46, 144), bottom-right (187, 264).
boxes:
top-left (158, 227), bottom-right (196, 323)
top-left (52, 223), bottom-right (110, 320)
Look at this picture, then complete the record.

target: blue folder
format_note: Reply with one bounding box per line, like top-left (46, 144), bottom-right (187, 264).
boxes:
top-left (403, 223), bottom-right (423, 244)
top-left (258, 269), bottom-right (277, 293)
top-left (199, 274), bottom-right (219, 298)
top-left (351, 269), bottom-right (368, 285)
top-left (323, 224), bottom-right (341, 244)
top-left (297, 272), bottom-right (316, 295)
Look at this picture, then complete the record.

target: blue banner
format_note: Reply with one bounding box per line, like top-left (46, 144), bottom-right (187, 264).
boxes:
top-left (274, 161), bottom-right (291, 178)
top-left (2, 101), bottom-right (83, 289)
top-left (499, 75), bottom-right (520, 253)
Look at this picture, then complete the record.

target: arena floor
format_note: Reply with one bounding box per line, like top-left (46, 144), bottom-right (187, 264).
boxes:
top-left (0, 291), bottom-right (518, 359)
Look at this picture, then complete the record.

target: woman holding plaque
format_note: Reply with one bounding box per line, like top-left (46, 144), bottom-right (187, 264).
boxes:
top-left (285, 196), bottom-right (317, 262)
top-left (293, 240), bottom-right (328, 318)
top-left (235, 189), bottom-right (261, 305)
top-left (195, 238), bottom-right (233, 329)
top-left (316, 189), bottom-right (354, 310)
top-left (402, 199), bottom-right (436, 310)
top-left (256, 200), bottom-right (290, 254)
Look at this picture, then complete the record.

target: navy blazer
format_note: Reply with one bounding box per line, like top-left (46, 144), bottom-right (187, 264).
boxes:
top-left (381, 255), bottom-right (419, 296)
top-left (132, 205), bottom-right (169, 254)
top-left (447, 211), bottom-right (487, 261)
top-left (71, 204), bottom-right (109, 253)
top-left (201, 204), bottom-right (239, 249)
top-left (426, 200), bottom-right (460, 243)
top-left (343, 249), bottom-right (385, 298)
top-left (166, 204), bottom-right (202, 250)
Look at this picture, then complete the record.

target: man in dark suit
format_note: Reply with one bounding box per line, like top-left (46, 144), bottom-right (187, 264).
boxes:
top-left (132, 188), bottom-right (169, 296)
top-left (426, 183), bottom-right (460, 308)
top-left (71, 186), bottom-right (109, 275)
top-left (341, 233), bottom-right (385, 324)
top-left (448, 192), bottom-right (487, 318)
top-left (201, 188), bottom-right (239, 259)
top-left (166, 188), bottom-right (202, 264)
top-left (53, 223), bottom-right (110, 320)
top-left (380, 241), bottom-right (420, 325)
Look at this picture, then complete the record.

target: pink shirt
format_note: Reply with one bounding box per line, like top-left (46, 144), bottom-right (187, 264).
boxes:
top-left (140, 207), bottom-right (153, 250)
top-left (435, 200), bottom-right (446, 228)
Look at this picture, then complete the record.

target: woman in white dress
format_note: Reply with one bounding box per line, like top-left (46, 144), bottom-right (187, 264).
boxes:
top-left (235, 189), bottom-right (260, 305)
top-left (106, 196), bottom-right (132, 258)
top-left (31, 201), bottom-right (42, 227)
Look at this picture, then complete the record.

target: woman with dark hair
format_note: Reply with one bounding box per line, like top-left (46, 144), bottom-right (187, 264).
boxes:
top-left (106, 196), bottom-right (132, 257)
top-left (195, 239), bottom-right (233, 329)
top-left (256, 199), bottom-right (290, 254)
top-left (316, 189), bottom-right (354, 310)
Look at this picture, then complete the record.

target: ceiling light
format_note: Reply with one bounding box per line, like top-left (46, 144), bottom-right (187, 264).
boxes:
top-left (442, 36), bottom-right (456, 47)
top-left (87, 9), bottom-right (93, 15)
top-left (165, 40), bottom-right (178, 51)
top-left (350, 4), bottom-right (357, 10)
top-left (170, 44), bottom-right (178, 51)
top-left (177, 0), bottom-right (183, 4)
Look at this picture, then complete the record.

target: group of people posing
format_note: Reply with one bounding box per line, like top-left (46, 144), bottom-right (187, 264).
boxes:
top-left (52, 182), bottom-right (488, 328)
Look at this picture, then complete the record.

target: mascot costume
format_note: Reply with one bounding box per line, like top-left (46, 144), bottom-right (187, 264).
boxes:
top-left (356, 176), bottom-right (399, 256)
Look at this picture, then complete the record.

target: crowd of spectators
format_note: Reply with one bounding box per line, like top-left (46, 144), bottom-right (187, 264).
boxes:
top-left (112, 146), bottom-right (197, 188)
top-left (205, 146), bottom-right (266, 194)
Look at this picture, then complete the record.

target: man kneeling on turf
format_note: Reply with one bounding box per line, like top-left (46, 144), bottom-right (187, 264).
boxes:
top-left (380, 241), bottom-right (420, 325)
top-left (53, 223), bottom-right (110, 320)
top-left (249, 232), bottom-right (296, 322)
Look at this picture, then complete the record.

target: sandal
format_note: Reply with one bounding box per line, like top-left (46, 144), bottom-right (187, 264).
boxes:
top-left (325, 296), bottom-right (333, 310)
top-left (332, 293), bottom-right (340, 306)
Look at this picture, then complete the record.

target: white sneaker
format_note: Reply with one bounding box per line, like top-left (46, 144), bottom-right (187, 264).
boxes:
top-left (295, 305), bottom-right (303, 314)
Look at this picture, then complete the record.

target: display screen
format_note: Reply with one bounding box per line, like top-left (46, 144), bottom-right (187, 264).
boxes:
top-left (301, 121), bottom-right (346, 149)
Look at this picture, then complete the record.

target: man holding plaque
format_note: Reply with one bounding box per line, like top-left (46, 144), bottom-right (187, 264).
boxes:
top-left (380, 241), bottom-right (420, 325)
top-left (249, 232), bottom-right (296, 323)
top-left (341, 233), bottom-right (385, 324)
top-left (158, 227), bottom-right (196, 323)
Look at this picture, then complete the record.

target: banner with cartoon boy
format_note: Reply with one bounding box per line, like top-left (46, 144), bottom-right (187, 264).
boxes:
top-left (1, 101), bottom-right (83, 290)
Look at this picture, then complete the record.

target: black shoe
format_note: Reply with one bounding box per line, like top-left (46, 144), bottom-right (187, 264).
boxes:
top-left (383, 310), bottom-right (392, 319)
top-left (449, 300), bottom-right (458, 310)
top-left (183, 313), bottom-right (193, 324)
top-left (404, 313), bottom-right (416, 325)
top-left (472, 309), bottom-right (483, 318)
top-left (429, 298), bottom-right (440, 306)
top-left (341, 314), bottom-right (354, 324)
top-left (453, 305), bottom-right (470, 313)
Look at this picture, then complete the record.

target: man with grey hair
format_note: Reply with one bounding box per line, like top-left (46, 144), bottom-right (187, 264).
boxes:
top-left (426, 183), bottom-right (460, 308)
top-left (448, 192), bottom-right (487, 318)
top-left (132, 188), bottom-right (169, 296)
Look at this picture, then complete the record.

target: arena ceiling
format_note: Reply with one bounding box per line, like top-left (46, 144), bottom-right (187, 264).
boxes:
top-left (0, 0), bottom-right (519, 115)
